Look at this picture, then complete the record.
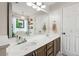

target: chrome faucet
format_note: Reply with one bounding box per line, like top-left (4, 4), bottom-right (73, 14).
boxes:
top-left (17, 37), bottom-right (27, 45)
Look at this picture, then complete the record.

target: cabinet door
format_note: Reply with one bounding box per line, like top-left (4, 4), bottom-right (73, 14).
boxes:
top-left (47, 47), bottom-right (54, 56)
top-left (54, 37), bottom-right (60, 56)
top-left (47, 41), bottom-right (54, 56)
top-left (47, 41), bottom-right (53, 49)
top-left (35, 45), bottom-right (46, 56)
top-left (56, 38), bottom-right (60, 53)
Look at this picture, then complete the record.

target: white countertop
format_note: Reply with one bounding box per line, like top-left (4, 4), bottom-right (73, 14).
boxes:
top-left (7, 34), bottom-right (60, 56)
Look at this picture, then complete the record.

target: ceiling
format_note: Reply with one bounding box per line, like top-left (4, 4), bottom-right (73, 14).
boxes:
top-left (12, 2), bottom-right (77, 17)
top-left (12, 2), bottom-right (55, 16)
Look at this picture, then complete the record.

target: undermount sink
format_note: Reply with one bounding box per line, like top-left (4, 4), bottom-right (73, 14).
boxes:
top-left (20, 41), bottom-right (37, 50)
top-left (26, 42), bottom-right (37, 46)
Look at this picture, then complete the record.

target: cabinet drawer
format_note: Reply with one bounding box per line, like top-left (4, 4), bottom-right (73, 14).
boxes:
top-left (47, 41), bottom-right (53, 49)
top-left (48, 52), bottom-right (54, 56)
top-left (47, 47), bottom-right (54, 56)
top-left (53, 37), bottom-right (60, 56)
top-left (35, 45), bottom-right (46, 56)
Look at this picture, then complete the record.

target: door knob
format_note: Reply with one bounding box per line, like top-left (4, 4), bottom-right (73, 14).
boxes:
top-left (62, 32), bottom-right (66, 35)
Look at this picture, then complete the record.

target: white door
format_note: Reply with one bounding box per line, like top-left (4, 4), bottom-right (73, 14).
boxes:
top-left (62, 4), bottom-right (79, 56)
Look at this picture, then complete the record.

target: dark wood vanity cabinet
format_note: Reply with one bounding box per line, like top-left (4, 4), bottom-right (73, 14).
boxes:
top-left (46, 41), bottom-right (54, 56)
top-left (54, 37), bottom-right (60, 56)
top-left (34, 45), bottom-right (46, 56)
top-left (46, 37), bottom-right (60, 56)
top-left (25, 37), bottom-right (60, 56)
top-left (25, 45), bottom-right (46, 56)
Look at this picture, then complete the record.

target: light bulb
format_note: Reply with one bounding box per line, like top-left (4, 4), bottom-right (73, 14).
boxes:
top-left (26, 2), bottom-right (33, 6)
top-left (37, 2), bottom-right (42, 6)
top-left (41, 5), bottom-right (46, 8)
top-left (36, 7), bottom-right (41, 11)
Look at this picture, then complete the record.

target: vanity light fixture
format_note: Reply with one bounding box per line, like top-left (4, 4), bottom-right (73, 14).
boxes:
top-left (32, 5), bottom-right (37, 9)
top-left (37, 2), bottom-right (42, 6)
top-left (26, 2), bottom-right (46, 12)
top-left (36, 7), bottom-right (41, 11)
top-left (26, 2), bottom-right (33, 6)
top-left (41, 5), bottom-right (46, 8)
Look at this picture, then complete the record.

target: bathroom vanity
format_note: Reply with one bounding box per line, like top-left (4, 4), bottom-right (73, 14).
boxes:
top-left (25, 37), bottom-right (60, 56)
top-left (7, 34), bottom-right (60, 56)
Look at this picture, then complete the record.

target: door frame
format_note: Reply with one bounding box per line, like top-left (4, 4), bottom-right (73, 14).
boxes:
top-left (60, 8), bottom-right (63, 55)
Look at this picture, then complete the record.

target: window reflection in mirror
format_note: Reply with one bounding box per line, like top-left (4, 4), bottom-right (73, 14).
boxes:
top-left (12, 16), bottom-right (28, 37)
top-left (8, 3), bottom-right (29, 38)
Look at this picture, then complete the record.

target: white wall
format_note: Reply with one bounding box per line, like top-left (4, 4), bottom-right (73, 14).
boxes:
top-left (34, 13), bottom-right (49, 34)
top-left (35, 3), bottom-right (79, 34)
top-left (34, 3), bottom-right (79, 34)
top-left (49, 8), bottom-right (62, 34)
top-left (34, 8), bottom-right (62, 34)
top-left (0, 3), bottom-right (7, 35)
